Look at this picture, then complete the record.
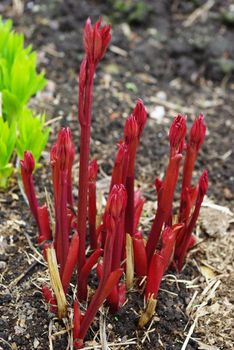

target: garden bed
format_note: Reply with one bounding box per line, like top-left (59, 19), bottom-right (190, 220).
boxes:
top-left (0, 0), bottom-right (233, 349)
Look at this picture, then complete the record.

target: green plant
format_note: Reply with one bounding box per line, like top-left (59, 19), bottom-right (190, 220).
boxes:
top-left (0, 17), bottom-right (46, 122)
top-left (0, 17), bottom-right (49, 188)
top-left (0, 117), bottom-right (16, 188)
top-left (16, 108), bottom-right (49, 164)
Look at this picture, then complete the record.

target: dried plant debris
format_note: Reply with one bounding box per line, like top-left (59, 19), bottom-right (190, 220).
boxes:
top-left (200, 198), bottom-right (234, 237)
top-left (186, 226), bottom-right (234, 349)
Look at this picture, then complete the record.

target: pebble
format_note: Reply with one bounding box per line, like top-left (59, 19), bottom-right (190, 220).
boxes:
top-left (0, 261), bottom-right (6, 269)
top-left (34, 338), bottom-right (40, 348)
top-left (150, 105), bottom-right (166, 123)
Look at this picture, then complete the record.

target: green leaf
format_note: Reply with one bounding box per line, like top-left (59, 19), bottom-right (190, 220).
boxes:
top-left (2, 90), bottom-right (22, 123)
top-left (0, 17), bottom-right (49, 186)
top-left (0, 117), bottom-right (16, 188)
top-left (0, 163), bottom-right (13, 188)
top-left (16, 108), bottom-right (50, 164)
top-left (0, 16), bottom-right (47, 121)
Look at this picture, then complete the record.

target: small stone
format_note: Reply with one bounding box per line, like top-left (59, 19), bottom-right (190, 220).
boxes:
top-left (150, 106), bottom-right (166, 123)
top-left (156, 91), bottom-right (167, 100)
top-left (33, 338), bottom-right (40, 348)
top-left (224, 187), bottom-right (233, 200)
top-left (14, 325), bottom-right (25, 335)
top-left (0, 261), bottom-right (6, 269)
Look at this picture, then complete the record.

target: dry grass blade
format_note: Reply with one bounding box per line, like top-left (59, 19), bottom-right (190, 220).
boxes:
top-left (99, 310), bottom-right (109, 350)
top-left (183, 0), bottom-right (215, 27)
top-left (138, 295), bottom-right (157, 328)
top-left (181, 316), bottom-right (198, 350)
top-left (126, 233), bottom-right (134, 290)
top-left (46, 246), bottom-right (67, 318)
top-left (0, 337), bottom-right (12, 349)
top-left (82, 339), bottom-right (137, 350)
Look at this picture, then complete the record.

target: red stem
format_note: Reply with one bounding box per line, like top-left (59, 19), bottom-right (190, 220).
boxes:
top-left (62, 232), bottom-right (79, 294)
top-left (111, 217), bottom-right (125, 271)
top-left (146, 154), bottom-right (182, 264)
top-left (132, 233), bottom-right (147, 277)
top-left (88, 182), bottom-right (97, 250)
top-left (146, 211), bottom-right (164, 265)
top-left (57, 171), bottom-right (69, 275)
top-left (21, 165), bottom-right (39, 225)
top-left (125, 175), bottom-right (135, 235)
top-left (78, 268), bottom-right (122, 341)
top-left (67, 167), bottom-right (74, 208)
top-left (179, 146), bottom-right (197, 220)
top-left (125, 136), bottom-right (138, 236)
top-left (177, 196), bottom-right (204, 271)
top-left (77, 64), bottom-right (95, 272)
top-left (101, 229), bottom-right (116, 283)
top-left (77, 248), bottom-right (103, 301)
top-left (73, 300), bottom-right (82, 349)
top-left (145, 253), bottom-right (164, 300)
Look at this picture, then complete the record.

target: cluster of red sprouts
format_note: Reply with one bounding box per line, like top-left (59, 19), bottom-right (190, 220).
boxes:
top-left (20, 18), bottom-right (208, 348)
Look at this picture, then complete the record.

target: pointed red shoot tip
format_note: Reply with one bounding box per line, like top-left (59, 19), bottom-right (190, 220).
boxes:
top-left (105, 184), bottom-right (127, 233)
top-left (21, 151), bottom-right (35, 174)
top-left (55, 127), bottom-right (75, 170)
top-left (169, 114), bottom-right (187, 156)
top-left (57, 127), bottom-right (74, 153)
top-left (83, 18), bottom-right (111, 65)
top-left (115, 141), bottom-right (128, 164)
top-left (106, 184), bottom-right (127, 220)
top-left (189, 113), bottom-right (206, 152)
top-left (133, 99), bottom-right (147, 136)
top-left (124, 115), bottom-right (139, 144)
top-left (198, 169), bottom-right (208, 197)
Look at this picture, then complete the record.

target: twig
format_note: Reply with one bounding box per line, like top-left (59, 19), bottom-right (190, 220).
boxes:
top-left (23, 232), bottom-right (44, 260)
top-left (0, 337), bottom-right (12, 349)
top-left (183, 0), bottom-right (215, 27)
top-left (149, 96), bottom-right (194, 114)
top-left (181, 317), bottom-right (198, 350)
top-left (99, 310), bottom-right (109, 350)
top-left (51, 327), bottom-right (72, 337)
top-left (48, 319), bottom-right (54, 350)
top-left (109, 45), bottom-right (128, 57)
top-left (82, 339), bottom-right (137, 349)
top-left (186, 290), bottom-right (199, 315)
top-left (45, 116), bottom-right (63, 126)
top-left (142, 317), bottom-right (156, 343)
top-left (159, 288), bottom-right (178, 296)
